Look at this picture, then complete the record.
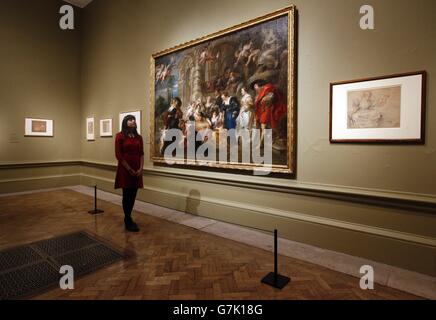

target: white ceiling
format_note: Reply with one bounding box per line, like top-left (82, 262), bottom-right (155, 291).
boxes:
top-left (63, 0), bottom-right (94, 8)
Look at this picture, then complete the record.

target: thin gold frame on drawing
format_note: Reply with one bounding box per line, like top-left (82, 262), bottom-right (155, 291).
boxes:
top-left (150, 6), bottom-right (297, 174)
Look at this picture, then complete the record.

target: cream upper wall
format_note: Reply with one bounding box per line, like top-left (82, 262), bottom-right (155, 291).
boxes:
top-left (0, 0), bottom-right (81, 163)
top-left (79, 0), bottom-right (436, 195)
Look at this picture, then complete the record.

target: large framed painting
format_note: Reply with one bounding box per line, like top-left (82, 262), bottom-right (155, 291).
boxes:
top-left (150, 6), bottom-right (297, 174)
top-left (25, 118), bottom-right (53, 137)
top-left (330, 71), bottom-right (426, 143)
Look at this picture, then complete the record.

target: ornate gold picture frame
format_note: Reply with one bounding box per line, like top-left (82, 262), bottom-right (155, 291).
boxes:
top-left (150, 6), bottom-right (297, 174)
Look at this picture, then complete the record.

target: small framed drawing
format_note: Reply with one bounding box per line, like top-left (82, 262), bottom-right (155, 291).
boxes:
top-left (25, 118), bottom-right (53, 137)
top-left (100, 118), bottom-right (113, 137)
top-left (119, 110), bottom-right (141, 134)
top-left (330, 71), bottom-right (426, 143)
top-left (86, 117), bottom-right (95, 141)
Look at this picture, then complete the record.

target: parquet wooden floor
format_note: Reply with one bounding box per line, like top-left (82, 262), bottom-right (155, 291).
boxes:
top-left (0, 189), bottom-right (422, 300)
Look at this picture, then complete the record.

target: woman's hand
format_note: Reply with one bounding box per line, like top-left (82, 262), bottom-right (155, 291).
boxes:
top-left (135, 168), bottom-right (143, 177)
top-left (127, 167), bottom-right (136, 176)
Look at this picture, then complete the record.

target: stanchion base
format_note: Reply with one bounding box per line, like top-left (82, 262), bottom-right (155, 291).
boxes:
top-left (88, 209), bottom-right (104, 215)
top-left (261, 272), bottom-right (290, 289)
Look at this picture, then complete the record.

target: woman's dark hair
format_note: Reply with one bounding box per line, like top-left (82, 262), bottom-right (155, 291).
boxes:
top-left (121, 115), bottom-right (139, 137)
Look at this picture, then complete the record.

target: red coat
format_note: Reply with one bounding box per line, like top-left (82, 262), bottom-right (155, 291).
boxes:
top-left (255, 83), bottom-right (287, 129)
top-left (114, 132), bottom-right (144, 189)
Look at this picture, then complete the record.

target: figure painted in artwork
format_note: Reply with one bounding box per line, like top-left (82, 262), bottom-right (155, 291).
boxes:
top-left (194, 111), bottom-right (213, 156)
top-left (204, 95), bottom-right (220, 118)
top-left (199, 44), bottom-right (219, 83)
top-left (261, 28), bottom-right (280, 51)
top-left (186, 101), bottom-right (196, 121)
top-left (252, 79), bottom-right (287, 146)
top-left (163, 97), bottom-right (183, 130)
top-left (234, 40), bottom-right (261, 80)
top-left (210, 110), bottom-right (223, 130)
top-left (348, 91), bottom-right (384, 129)
top-left (225, 71), bottom-right (243, 97)
top-left (155, 56), bottom-right (175, 84)
top-left (194, 97), bottom-right (207, 116)
top-left (234, 40), bottom-right (254, 68)
top-left (236, 87), bottom-right (255, 134)
top-left (220, 91), bottom-right (240, 130)
top-left (194, 111), bottom-right (212, 133)
top-left (246, 47), bottom-right (261, 68)
top-left (253, 28), bottom-right (281, 74)
top-left (161, 97), bottom-right (184, 155)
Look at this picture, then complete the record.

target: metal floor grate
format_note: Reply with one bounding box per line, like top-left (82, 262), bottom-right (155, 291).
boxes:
top-left (0, 231), bottom-right (124, 300)
top-left (0, 262), bottom-right (60, 300)
top-left (35, 232), bottom-right (100, 257)
top-left (0, 246), bottom-right (43, 272)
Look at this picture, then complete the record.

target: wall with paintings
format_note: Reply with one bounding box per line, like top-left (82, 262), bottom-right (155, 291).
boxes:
top-left (0, 0), bottom-right (82, 165)
top-left (79, 0), bottom-right (435, 194)
top-left (78, 0), bottom-right (436, 277)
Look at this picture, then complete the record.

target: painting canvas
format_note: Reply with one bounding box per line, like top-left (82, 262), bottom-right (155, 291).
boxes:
top-left (32, 121), bottom-right (47, 133)
top-left (86, 117), bottom-right (95, 141)
top-left (330, 71), bottom-right (426, 143)
top-left (119, 111), bottom-right (141, 135)
top-left (150, 6), bottom-right (297, 174)
top-left (100, 118), bottom-right (113, 137)
top-left (25, 118), bottom-right (53, 137)
top-left (347, 86), bottom-right (401, 129)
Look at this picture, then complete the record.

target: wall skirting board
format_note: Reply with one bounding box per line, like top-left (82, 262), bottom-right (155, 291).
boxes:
top-left (0, 161), bottom-right (81, 194)
top-left (1, 160), bottom-right (435, 280)
top-left (3, 160), bottom-right (434, 213)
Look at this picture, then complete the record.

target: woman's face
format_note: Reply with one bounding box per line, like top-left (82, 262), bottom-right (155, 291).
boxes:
top-left (127, 118), bottom-right (136, 128)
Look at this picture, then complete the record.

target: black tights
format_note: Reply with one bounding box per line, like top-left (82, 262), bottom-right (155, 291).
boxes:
top-left (122, 188), bottom-right (138, 221)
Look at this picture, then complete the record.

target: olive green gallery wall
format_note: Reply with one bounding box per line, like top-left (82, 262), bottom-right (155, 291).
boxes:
top-left (0, 0), bottom-right (82, 164)
top-left (1, 0), bottom-right (435, 277)
top-left (81, 0), bottom-right (436, 195)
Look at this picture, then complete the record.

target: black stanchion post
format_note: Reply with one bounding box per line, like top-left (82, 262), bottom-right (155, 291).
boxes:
top-left (88, 185), bottom-right (104, 215)
top-left (261, 229), bottom-right (290, 289)
top-left (274, 229), bottom-right (278, 283)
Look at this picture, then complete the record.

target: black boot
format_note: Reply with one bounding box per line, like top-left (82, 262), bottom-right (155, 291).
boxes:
top-left (124, 217), bottom-right (139, 232)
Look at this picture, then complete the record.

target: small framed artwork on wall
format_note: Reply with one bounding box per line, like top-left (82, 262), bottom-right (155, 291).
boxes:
top-left (119, 110), bottom-right (141, 134)
top-left (86, 117), bottom-right (95, 141)
top-left (25, 118), bottom-right (54, 137)
top-left (100, 118), bottom-right (113, 137)
top-left (330, 71), bottom-right (426, 143)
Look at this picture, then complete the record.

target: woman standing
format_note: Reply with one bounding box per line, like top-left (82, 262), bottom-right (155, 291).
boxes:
top-left (115, 115), bottom-right (144, 232)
